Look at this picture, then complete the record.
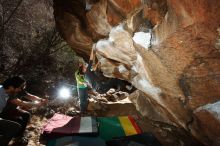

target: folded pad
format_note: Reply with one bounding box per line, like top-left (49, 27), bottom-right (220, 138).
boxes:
top-left (97, 116), bottom-right (142, 141)
top-left (47, 136), bottom-right (106, 146)
top-left (41, 113), bottom-right (98, 139)
top-left (106, 132), bottom-right (162, 146)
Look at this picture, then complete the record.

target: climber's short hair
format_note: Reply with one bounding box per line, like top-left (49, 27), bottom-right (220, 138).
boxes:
top-left (3, 76), bottom-right (26, 89)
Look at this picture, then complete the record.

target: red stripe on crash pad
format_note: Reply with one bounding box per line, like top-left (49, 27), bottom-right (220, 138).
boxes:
top-left (128, 116), bottom-right (142, 134)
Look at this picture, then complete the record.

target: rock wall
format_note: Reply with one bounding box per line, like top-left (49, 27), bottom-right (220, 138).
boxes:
top-left (53, 0), bottom-right (220, 145)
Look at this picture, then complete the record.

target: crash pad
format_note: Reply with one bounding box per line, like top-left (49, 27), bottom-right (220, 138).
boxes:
top-left (41, 113), bottom-right (98, 139)
top-left (47, 136), bottom-right (106, 146)
top-left (97, 116), bottom-right (142, 141)
top-left (106, 132), bottom-right (162, 146)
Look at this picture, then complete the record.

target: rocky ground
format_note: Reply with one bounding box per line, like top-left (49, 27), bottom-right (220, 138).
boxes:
top-left (9, 89), bottom-right (203, 146)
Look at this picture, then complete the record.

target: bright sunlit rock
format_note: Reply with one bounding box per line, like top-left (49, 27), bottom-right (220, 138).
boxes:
top-left (133, 31), bottom-right (151, 49)
top-left (58, 87), bottom-right (71, 99)
top-left (34, 101), bottom-right (40, 104)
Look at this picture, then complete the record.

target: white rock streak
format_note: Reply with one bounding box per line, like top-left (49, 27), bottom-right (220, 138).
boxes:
top-left (132, 53), bottom-right (161, 99)
top-left (96, 24), bottom-right (136, 66)
top-left (96, 23), bottom-right (161, 99)
top-left (133, 31), bottom-right (151, 49)
top-left (195, 101), bottom-right (220, 121)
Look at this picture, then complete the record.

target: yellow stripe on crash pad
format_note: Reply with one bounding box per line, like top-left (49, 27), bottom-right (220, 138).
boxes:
top-left (118, 116), bottom-right (138, 136)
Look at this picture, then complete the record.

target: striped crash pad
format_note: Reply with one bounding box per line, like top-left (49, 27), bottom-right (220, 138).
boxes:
top-left (97, 116), bottom-right (142, 141)
top-left (106, 132), bottom-right (162, 146)
top-left (41, 113), bottom-right (98, 139)
top-left (47, 136), bottom-right (106, 146)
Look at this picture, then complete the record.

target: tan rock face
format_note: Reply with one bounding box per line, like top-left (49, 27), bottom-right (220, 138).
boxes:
top-left (194, 101), bottom-right (220, 145)
top-left (54, 0), bottom-right (220, 145)
top-left (108, 0), bottom-right (141, 16)
top-left (94, 24), bottom-right (143, 81)
top-left (86, 0), bottom-right (112, 40)
top-left (53, 0), bottom-right (143, 57)
top-left (154, 0), bottom-right (220, 44)
top-left (54, 0), bottom-right (93, 56)
top-left (142, 0), bottom-right (167, 25)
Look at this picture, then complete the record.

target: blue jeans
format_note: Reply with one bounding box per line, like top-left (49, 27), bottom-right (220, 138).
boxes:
top-left (77, 87), bottom-right (88, 112)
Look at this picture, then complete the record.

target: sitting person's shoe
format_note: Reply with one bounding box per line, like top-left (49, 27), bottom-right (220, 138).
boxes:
top-left (14, 137), bottom-right (29, 145)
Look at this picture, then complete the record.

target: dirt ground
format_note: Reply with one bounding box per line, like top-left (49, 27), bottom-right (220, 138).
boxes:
top-left (9, 92), bottom-right (204, 146)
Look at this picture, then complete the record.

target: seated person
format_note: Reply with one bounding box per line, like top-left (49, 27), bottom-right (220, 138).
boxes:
top-left (0, 85), bottom-right (21, 146)
top-left (1, 76), bottom-right (48, 144)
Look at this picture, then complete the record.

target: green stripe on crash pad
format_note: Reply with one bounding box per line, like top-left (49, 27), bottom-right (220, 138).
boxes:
top-left (47, 136), bottom-right (106, 146)
top-left (97, 117), bottom-right (125, 141)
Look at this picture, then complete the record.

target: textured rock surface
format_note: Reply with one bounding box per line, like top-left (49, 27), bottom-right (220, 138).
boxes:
top-left (53, 0), bottom-right (220, 145)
